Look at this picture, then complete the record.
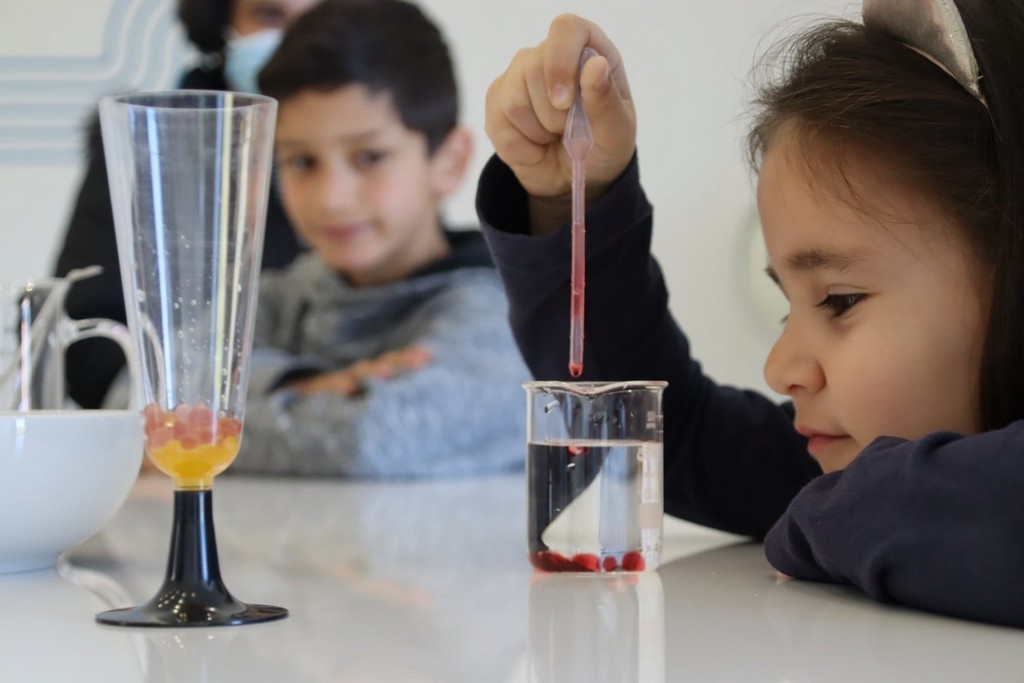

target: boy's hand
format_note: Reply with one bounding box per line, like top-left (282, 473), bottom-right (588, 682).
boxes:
top-left (485, 13), bottom-right (636, 234)
top-left (285, 346), bottom-right (433, 397)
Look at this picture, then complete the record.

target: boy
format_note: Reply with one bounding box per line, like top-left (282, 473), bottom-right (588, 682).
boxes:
top-left (235, 0), bottom-right (529, 477)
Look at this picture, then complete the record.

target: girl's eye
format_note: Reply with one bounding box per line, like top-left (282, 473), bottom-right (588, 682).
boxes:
top-left (816, 293), bottom-right (865, 318)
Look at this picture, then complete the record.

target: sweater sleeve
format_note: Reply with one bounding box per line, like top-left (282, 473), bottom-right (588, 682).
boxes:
top-left (476, 154), bottom-right (821, 538)
top-left (765, 425), bottom-right (1024, 628)
top-left (246, 269), bottom-right (328, 396)
top-left (234, 271), bottom-right (530, 478)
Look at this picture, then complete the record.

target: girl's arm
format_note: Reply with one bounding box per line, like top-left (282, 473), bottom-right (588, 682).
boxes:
top-left (478, 153), bottom-right (820, 538)
top-left (765, 425), bottom-right (1024, 628)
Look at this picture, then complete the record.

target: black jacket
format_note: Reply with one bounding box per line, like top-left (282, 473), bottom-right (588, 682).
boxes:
top-left (477, 152), bottom-right (1024, 629)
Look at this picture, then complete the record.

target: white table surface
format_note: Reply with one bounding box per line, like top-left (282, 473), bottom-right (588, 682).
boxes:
top-left (4, 472), bottom-right (1024, 682)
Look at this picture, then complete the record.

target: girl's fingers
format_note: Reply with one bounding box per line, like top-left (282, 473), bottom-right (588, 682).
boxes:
top-left (486, 50), bottom-right (558, 170)
top-left (580, 54), bottom-right (637, 184)
top-left (523, 51), bottom-right (567, 139)
top-left (542, 14), bottom-right (630, 110)
top-left (485, 15), bottom-right (635, 198)
top-left (541, 14), bottom-right (597, 109)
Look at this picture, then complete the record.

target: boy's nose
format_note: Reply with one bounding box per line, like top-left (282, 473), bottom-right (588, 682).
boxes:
top-left (763, 321), bottom-right (825, 397)
top-left (315, 165), bottom-right (359, 213)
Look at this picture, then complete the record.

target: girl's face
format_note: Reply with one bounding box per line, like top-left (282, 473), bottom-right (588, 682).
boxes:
top-left (758, 132), bottom-right (991, 473)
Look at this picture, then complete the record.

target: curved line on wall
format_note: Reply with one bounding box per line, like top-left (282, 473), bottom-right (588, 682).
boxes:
top-left (1, 0), bottom-right (174, 82)
top-left (0, 0), bottom-right (190, 164)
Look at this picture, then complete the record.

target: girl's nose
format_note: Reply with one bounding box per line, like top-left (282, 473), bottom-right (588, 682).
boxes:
top-left (763, 320), bottom-right (825, 396)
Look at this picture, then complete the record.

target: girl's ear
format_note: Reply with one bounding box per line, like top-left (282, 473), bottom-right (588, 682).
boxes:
top-left (430, 126), bottom-right (473, 198)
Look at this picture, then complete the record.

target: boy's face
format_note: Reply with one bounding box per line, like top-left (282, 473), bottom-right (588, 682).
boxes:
top-left (274, 85), bottom-right (462, 285)
top-left (758, 131), bottom-right (990, 473)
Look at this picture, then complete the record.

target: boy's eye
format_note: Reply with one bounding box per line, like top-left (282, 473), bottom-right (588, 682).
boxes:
top-left (816, 293), bottom-right (865, 318)
top-left (353, 150), bottom-right (388, 168)
top-left (280, 154), bottom-right (316, 172)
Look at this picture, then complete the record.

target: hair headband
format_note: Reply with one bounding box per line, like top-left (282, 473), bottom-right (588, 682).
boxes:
top-left (862, 0), bottom-right (987, 106)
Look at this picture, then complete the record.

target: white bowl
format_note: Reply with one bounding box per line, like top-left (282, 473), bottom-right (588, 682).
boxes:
top-left (0, 410), bottom-right (142, 573)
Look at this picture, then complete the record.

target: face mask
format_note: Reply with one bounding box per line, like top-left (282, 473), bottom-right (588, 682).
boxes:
top-left (223, 28), bottom-right (283, 94)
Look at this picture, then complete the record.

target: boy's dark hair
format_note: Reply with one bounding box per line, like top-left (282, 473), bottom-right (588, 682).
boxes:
top-left (177, 0), bottom-right (233, 54)
top-left (748, 0), bottom-right (1024, 432)
top-left (258, 0), bottom-right (458, 153)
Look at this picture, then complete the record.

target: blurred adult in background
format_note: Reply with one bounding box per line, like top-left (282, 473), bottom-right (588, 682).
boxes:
top-left (54, 0), bottom-right (316, 408)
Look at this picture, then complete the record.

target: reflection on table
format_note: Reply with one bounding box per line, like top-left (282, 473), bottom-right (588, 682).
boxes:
top-left (528, 572), bottom-right (664, 683)
top-left (1, 473), bottom-right (1022, 681)
top-left (659, 541), bottom-right (1024, 682)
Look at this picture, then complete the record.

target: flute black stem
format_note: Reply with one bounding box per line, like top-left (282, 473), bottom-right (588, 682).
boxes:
top-left (96, 489), bottom-right (288, 627)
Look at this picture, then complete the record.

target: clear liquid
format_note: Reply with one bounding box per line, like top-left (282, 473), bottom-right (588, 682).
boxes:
top-left (528, 440), bottom-right (662, 572)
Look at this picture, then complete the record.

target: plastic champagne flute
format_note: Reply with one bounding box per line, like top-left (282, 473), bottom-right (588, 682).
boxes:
top-left (95, 90), bottom-right (287, 627)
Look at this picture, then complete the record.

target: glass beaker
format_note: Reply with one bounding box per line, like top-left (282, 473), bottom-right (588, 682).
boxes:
top-left (524, 380), bottom-right (666, 573)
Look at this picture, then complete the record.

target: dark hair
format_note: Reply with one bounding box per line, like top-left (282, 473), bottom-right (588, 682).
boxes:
top-left (747, 0), bottom-right (1024, 431)
top-left (177, 0), bottom-right (233, 54)
top-left (258, 0), bottom-right (458, 153)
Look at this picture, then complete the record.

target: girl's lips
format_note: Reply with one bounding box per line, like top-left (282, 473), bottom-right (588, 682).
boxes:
top-left (795, 425), bottom-right (848, 458)
top-left (805, 433), bottom-right (847, 458)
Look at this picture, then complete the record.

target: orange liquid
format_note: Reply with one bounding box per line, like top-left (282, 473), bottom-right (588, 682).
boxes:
top-left (147, 436), bottom-right (240, 490)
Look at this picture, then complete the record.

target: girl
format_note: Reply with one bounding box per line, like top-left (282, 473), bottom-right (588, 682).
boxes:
top-left (477, 0), bottom-right (1024, 628)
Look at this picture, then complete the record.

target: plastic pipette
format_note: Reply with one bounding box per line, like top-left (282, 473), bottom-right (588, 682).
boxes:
top-left (565, 47), bottom-right (597, 378)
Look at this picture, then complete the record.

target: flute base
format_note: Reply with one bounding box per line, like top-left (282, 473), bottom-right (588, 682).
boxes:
top-left (96, 488), bottom-right (288, 628)
top-left (96, 597), bottom-right (288, 627)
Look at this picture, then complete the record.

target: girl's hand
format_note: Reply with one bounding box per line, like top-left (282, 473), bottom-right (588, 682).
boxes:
top-left (485, 13), bottom-right (636, 234)
top-left (285, 346), bottom-right (433, 397)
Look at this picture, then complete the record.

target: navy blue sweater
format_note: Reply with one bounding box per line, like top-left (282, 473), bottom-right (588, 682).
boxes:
top-left (476, 153), bottom-right (1024, 629)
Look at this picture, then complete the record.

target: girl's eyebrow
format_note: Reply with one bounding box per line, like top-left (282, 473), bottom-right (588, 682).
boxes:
top-left (765, 248), bottom-right (867, 285)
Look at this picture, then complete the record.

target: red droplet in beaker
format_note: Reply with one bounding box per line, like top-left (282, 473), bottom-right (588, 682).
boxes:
top-left (530, 550), bottom-right (566, 572)
top-left (530, 550), bottom-right (601, 573)
top-left (571, 553), bottom-right (600, 572)
top-left (622, 551), bottom-right (645, 572)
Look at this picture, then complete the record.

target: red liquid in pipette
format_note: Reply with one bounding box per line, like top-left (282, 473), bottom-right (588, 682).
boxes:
top-left (565, 48), bottom-right (597, 378)
top-left (569, 217), bottom-right (585, 378)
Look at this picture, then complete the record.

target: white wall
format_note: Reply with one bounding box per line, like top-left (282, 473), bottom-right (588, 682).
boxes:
top-left (0, 0), bottom-right (188, 278)
top-left (0, 0), bottom-right (855, 397)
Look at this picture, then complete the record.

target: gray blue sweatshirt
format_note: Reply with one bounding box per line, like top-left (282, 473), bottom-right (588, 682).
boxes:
top-left (236, 230), bottom-right (530, 478)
